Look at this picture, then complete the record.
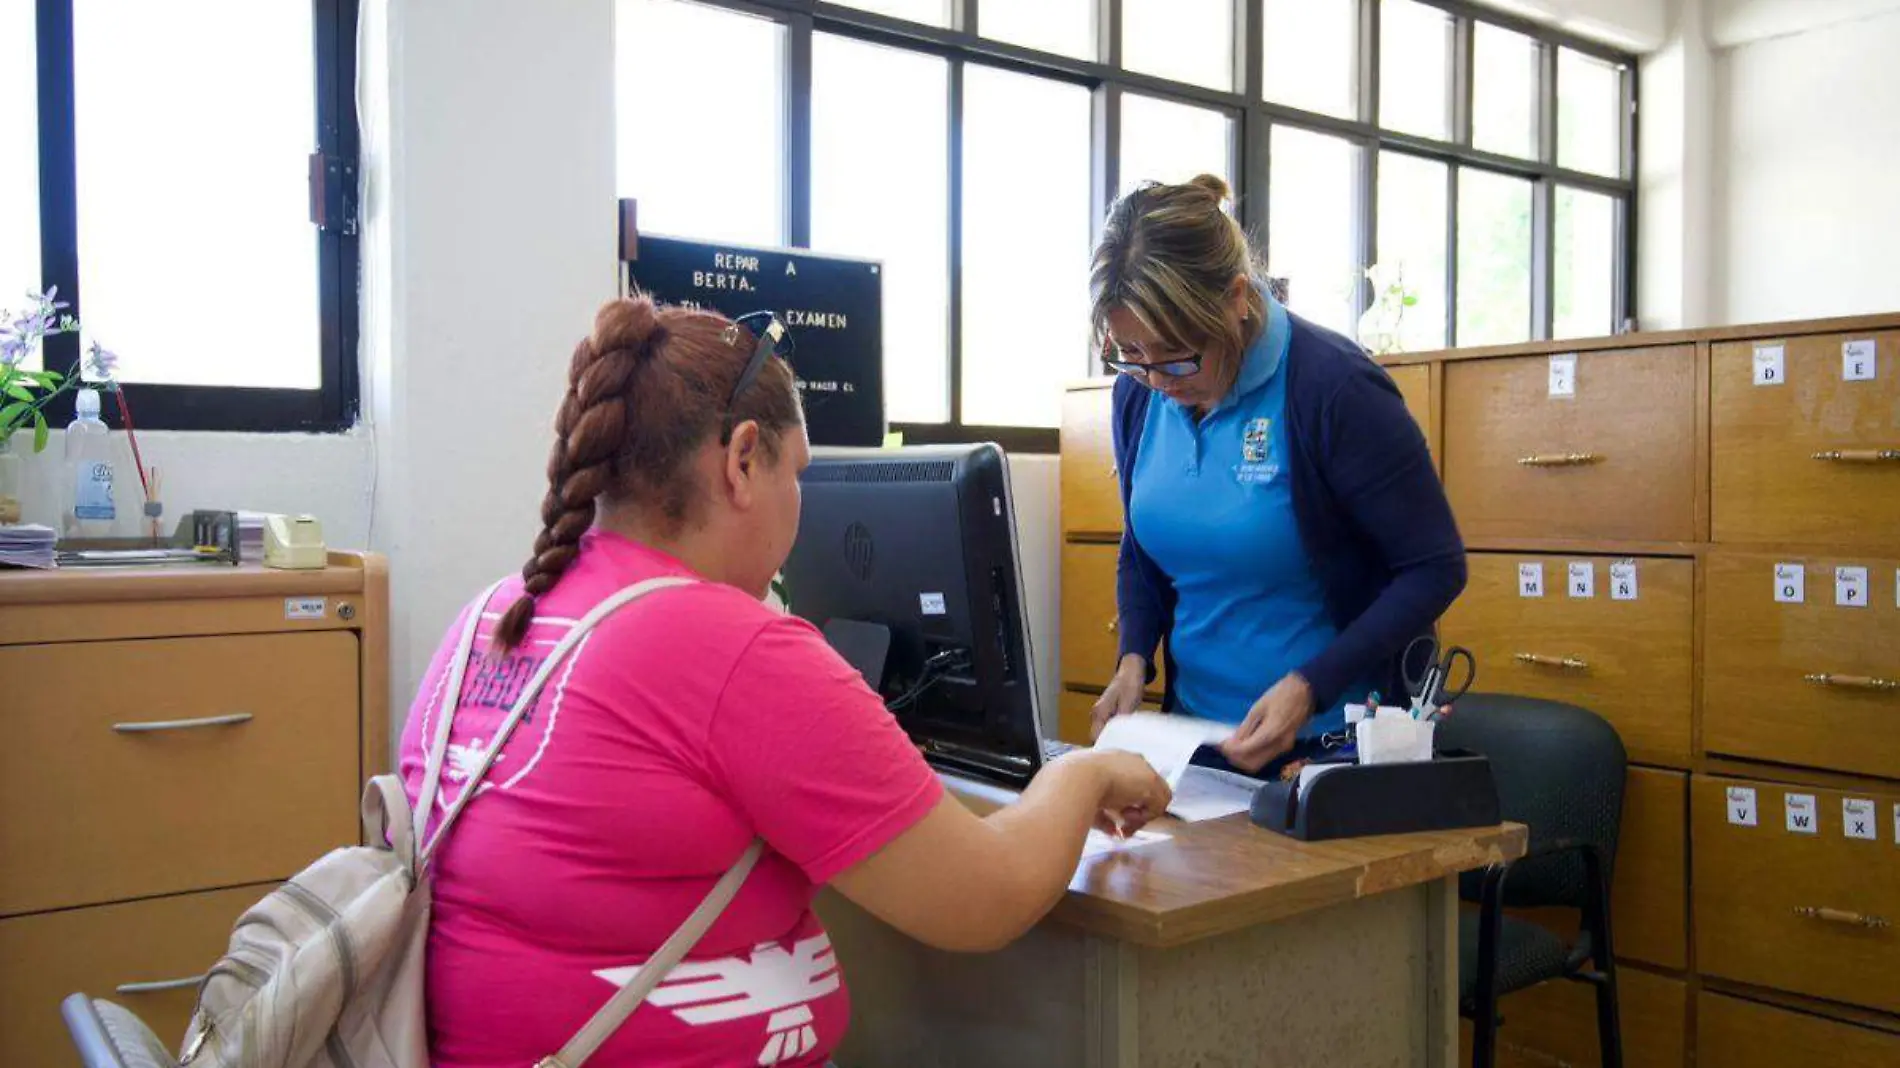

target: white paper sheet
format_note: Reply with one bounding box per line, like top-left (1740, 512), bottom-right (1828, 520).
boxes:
top-left (1094, 712), bottom-right (1229, 788)
top-left (1167, 768), bottom-right (1257, 821)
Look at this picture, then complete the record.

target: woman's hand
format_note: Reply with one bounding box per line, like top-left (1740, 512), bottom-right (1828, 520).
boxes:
top-left (1219, 673), bottom-right (1316, 773)
top-left (1062, 748), bottom-right (1173, 836)
top-left (1090, 655), bottom-right (1149, 740)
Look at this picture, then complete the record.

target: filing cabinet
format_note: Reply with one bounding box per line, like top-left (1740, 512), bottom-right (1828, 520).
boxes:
top-left (1697, 992), bottom-right (1900, 1068)
top-left (1386, 362), bottom-right (1438, 469)
top-left (1459, 966), bottom-right (1686, 1068)
top-left (1060, 382), bottom-right (1122, 538)
top-left (1060, 542), bottom-right (1164, 728)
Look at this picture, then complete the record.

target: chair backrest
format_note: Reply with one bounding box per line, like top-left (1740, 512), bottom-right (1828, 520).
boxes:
top-left (61, 994), bottom-right (176, 1068)
top-left (1435, 693), bottom-right (1627, 910)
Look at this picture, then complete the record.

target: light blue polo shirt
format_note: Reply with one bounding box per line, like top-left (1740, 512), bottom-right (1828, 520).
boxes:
top-left (1128, 293), bottom-right (1360, 736)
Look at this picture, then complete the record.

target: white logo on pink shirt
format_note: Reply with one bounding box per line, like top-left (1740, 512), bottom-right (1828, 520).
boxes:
top-left (593, 933), bottom-right (841, 1066)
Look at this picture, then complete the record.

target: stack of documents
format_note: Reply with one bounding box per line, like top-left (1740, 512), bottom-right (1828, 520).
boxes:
top-left (1094, 712), bottom-right (1261, 822)
top-left (0, 524), bottom-right (57, 569)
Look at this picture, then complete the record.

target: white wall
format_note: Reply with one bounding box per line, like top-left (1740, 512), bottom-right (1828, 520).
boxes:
top-left (1636, 0), bottom-right (1715, 331)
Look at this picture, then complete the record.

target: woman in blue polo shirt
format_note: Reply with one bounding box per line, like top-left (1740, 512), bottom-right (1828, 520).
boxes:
top-left (1088, 174), bottom-right (1465, 777)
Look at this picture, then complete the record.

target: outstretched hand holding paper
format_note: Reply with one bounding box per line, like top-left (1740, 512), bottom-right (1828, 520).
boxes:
top-left (1093, 713), bottom-right (1259, 822)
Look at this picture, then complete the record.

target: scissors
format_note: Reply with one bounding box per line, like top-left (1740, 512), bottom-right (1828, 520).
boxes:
top-left (1404, 635), bottom-right (1475, 721)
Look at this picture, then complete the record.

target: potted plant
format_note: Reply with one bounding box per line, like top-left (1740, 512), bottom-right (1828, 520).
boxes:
top-left (0, 289), bottom-right (120, 524)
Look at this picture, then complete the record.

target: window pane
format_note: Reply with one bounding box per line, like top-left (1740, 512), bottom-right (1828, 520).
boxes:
top-left (1123, 0), bottom-right (1234, 91)
top-left (812, 35), bottom-right (950, 424)
top-left (616, 0), bottom-right (784, 246)
top-left (1268, 127), bottom-right (1360, 338)
top-left (1379, 0), bottom-right (1453, 140)
top-left (961, 67), bottom-right (1090, 428)
top-left (1118, 95), bottom-right (1234, 195)
top-left (1262, 0), bottom-right (1358, 118)
top-left (1472, 23), bottom-right (1538, 159)
top-left (1374, 152), bottom-right (1448, 353)
top-left (75, 0), bottom-right (316, 388)
top-left (982, 0), bottom-right (1093, 59)
top-left (1558, 48), bottom-right (1623, 177)
top-left (1455, 168), bottom-right (1532, 346)
top-left (829, 0), bottom-right (950, 27)
top-left (2, 1), bottom-right (38, 331)
top-left (1554, 187), bottom-right (1617, 340)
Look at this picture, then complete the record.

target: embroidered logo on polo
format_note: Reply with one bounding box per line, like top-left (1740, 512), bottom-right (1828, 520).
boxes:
top-left (594, 933), bottom-right (842, 1066)
top-left (1235, 416), bottom-right (1280, 484)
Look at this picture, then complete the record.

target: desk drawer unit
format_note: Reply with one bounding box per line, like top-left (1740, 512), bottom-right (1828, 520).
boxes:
top-left (1692, 775), bottom-right (1900, 1015)
top-left (1060, 542), bottom-right (1165, 697)
top-left (1442, 346), bottom-right (1698, 543)
top-left (1711, 330), bottom-right (1900, 549)
top-left (1461, 967), bottom-right (1686, 1068)
top-left (1060, 385), bottom-right (1121, 537)
top-left (1387, 363), bottom-right (1438, 468)
top-left (0, 632), bottom-right (362, 916)
top-left (1440, 554), bottom-right (1694, 768)
top-left (0, 882), bottom-right (267, 1068)
top-left (1703, 551), bottom-right (1900, 780)
top-left (1697, 992), bottom-right (1900, 1068)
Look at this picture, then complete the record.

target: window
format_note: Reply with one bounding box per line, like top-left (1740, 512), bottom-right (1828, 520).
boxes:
top-left (614, 2), bottom-right (1637, 446)
top-left (1122, 0), bottom-right (1233, 91)
top-left (616, 0), bottom-right (785, 246)
top-left (1262, 0), bottom-right (1358, 119)
top-left (981, 0), bottom-right (1093, 60)
top-left (1558, 48), bottom-right (1624, 177)
top-left (1554, 187), bottom-right (1617, 339)
top-left (1379, 0), bottom-right (1453, 140)
top-left (960, 67), bottom-right (1091, 429)
top-left (1456, 168), bottom-right (1533, 346)
top-left (23, 0), bottom-right (357, 429)
top-left (1375, 152), bottom-right (1449, 352)
top-left (1118, 95), bottom-right (1233, 195)
top-left (1472, 24), bottom-right (1539, 159)
top-left (1267, 127), bottom-right (1359, 338)
top-left (811, 35), bottom-right (950, 423)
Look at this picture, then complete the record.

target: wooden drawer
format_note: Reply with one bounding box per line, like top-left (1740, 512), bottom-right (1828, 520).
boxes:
top-left (1698, 992), bottom-right (1900, 1068)
top-left (1703, 551), bottom-right (1900, 780)
top-left (1061, 385), bottom-right (1121, 536)
top-left (1057, 687), bottom-right (1162, 745)
top-left (1061, 542), bottom-right (1165, 696)
top-left (1692, 775), bottom-right (1900, 1014)
top-left (1388, 363), bottom-right (1438, 469)
top-left (1459, 967), bottom-right (1686, 1068)
top-left (1440, 554), bottom-right (1694, 767)
top-left (0, 883), bottom-right (266, 1068)
top-left (1442, 345), bottom-right (1698, 543)
top-left (0, 633), bottom-right (362, 916)
top-left (1711, 330), bottom-right (1900, 549)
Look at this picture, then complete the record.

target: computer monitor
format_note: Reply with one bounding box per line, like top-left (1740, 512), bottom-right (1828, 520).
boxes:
top-left (782, 443), bottom-right (1047, 784)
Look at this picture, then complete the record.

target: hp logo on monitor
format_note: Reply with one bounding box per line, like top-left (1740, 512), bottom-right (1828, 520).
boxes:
top-left (843, 521), bottom-right (875, 581)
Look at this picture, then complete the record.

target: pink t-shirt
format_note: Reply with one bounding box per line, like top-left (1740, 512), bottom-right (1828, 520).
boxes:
top-left (398, 530), bottom-right (942, 1068)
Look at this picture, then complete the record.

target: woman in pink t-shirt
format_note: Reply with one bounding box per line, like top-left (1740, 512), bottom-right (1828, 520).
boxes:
top-left (399, 296), bottom-right (1170, 1068)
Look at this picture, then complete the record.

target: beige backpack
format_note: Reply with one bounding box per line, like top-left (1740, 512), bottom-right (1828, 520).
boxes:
top-left (91, 577), bottom-right (763, 1068)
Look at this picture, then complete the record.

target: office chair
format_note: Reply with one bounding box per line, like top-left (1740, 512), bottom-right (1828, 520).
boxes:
top-left (60, 993), bottom-right (180, 1068)
top-left (1436, 693), bottom-right (1627, 1068)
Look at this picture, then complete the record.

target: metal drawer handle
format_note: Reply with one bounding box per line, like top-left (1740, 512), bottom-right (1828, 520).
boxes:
top-left (112, 712), bottom-right (255, 734)
top-left (1812, 449), bottom-right (1900, 463)
top-left (1106, 618), bottom-right (1118, 635)
top-left (1793, 906), bottom-right (1890, 931)
top-left (116, 975), bottom-right (207, 995)
top-left (1803, 674), bottom-right (1899, 694)
top-left (1515, 653), bottom-right (1589, 671)
top-left (1516, 452), bottom-right (1602, 467)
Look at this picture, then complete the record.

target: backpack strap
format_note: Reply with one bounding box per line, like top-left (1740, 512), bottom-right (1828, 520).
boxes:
top-left (539, 838), bottom-right (767, 1068)
top-left (413, 578), bottom-right (509, 849)
top-left (418, 575), bottom-right (696, 868)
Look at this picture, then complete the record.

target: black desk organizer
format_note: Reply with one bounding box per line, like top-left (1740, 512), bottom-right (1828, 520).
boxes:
top-left (1249, 750), bottom-right (1501, 841)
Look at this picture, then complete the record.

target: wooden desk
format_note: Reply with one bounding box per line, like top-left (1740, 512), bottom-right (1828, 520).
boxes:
top-left (820, 775), bottom-right (1527, 1068)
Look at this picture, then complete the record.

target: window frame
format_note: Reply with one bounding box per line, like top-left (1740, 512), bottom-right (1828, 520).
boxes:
top-left (30, 0), bottom-right (360, 433)
top-left (674, 0), bottom-right (1642, 450)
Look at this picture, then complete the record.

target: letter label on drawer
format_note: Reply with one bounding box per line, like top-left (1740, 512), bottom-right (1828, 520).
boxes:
top-left (1843, 339), bottom-right (1878, 382)
top-left (1610, 560), bottom-right (1639, 601)
top-left (1836, 567), bottom-right (1869, 608)
top-left (1785, 793), bottom-right (1818, 835)
top-left (1548, 353), bottom-right (1577, 398)
top-left (1844, 799), bottom-right (1878, 841)
top-left (1728, 786), bottom-right (1759, 827)
top-left (1753, 343), bottom-right (1786, 386)
top-left (1519, 562), bottom-right (1546, 598)
top-left (1774, 563), bottom-right (1806, 604)
top-left (1568, 562), bottom-right (1595, 598)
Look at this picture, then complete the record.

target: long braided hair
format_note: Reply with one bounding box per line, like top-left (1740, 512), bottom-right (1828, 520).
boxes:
top-left (492, 294), bottom-right (800, 652)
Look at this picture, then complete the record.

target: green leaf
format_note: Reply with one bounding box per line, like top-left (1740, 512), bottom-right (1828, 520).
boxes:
top-left (33, 410), bottom-right (49, 452)
top-left (0, 401), bottom-right (27, 427)
top-left (4, 383), bottom-right (36, 403)
top-left (26, 369), bottom-right (63, 388)
top-left (1402, 295), bottom-right (1419, 307)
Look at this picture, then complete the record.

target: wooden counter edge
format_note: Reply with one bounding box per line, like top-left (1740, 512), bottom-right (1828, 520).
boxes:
top-left (0, 552), bottom-right (380, 605)
top-left (1375, 310), bottom-right (1900, 367)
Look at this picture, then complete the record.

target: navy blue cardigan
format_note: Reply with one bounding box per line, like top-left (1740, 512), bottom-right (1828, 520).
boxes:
top-left (1112, 312), bottom-right (1467, 713)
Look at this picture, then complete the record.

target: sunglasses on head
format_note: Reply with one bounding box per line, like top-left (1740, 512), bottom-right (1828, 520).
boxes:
top-left (1099, 336), bottom-right (1204, 381)
top-left (720, 311), bottom-right (796, 442)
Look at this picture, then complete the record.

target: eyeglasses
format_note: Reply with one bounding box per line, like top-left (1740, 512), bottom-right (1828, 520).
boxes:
top-left (722, 310), bottom-right (796, 427)
top-left (1100, 336), bottom-right (1203, 381)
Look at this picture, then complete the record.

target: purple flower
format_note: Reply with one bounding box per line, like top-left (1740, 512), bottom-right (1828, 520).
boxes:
top-left (85, 341), bottom-right (120, 382)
